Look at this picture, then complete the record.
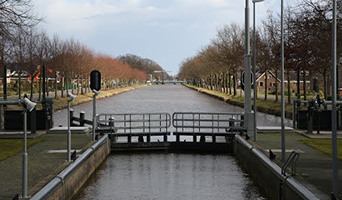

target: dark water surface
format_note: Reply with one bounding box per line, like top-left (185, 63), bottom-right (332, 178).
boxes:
top-left (53, 85), bottom-right (287, 200)
top-left (75, 153), bottom-right (266, 200)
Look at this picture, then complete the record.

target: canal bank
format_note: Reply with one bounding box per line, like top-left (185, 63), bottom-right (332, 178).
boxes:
top-left (183, 84), bottom-right (294, 119)
top-left (30, 135), bottom-right (110, 200)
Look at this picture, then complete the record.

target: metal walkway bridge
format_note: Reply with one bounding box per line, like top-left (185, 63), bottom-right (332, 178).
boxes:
top-left (92, 112), bottom-right (245, 152)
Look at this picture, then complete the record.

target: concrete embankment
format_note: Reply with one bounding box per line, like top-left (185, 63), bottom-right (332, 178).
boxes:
top-left (30, 135), bottom-right (111, 200)
top-left (234, 135), bottom-right (319, 200)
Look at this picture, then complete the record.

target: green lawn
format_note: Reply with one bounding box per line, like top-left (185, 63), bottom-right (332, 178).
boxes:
top-left (302, 139), bottom-right (342, 160)
top-left (0, 138), bottom-right (42, 162)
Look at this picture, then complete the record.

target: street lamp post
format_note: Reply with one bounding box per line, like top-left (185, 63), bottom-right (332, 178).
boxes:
top-left (22, 97), bottom-right (37, 198)
top-left (280, 0), bottom-right (286, 162)
top-left (244, 0), bottom-right (253, 136)
top-left (67, 92), bottom-right (77, 161)
top-left (252, 0), bottom-right (265, 142)
top-left (331, 0), bottom-right (338, 198)
top-left (92, 89), bottom-right (99, 142)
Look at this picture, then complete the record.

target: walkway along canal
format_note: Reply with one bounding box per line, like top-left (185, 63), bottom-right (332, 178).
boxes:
top-left (46, 84), bottom-right (308, 200)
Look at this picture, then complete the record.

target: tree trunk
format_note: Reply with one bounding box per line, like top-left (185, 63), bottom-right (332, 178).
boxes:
top-left (61, 76), bottom-right (64, 97)
top-left (55, 72), bottom-right (58, 99)
top-left (77, 75), bottom-right (80, 95)
top-left (30, 79), bottom-right (33, 100)
top-left (71, 73), bottom-right (74, 94)
top-left (233, 74), bottom-right (237, 96)
top-left (287, 68), bottom-right (291, 104)
top-left (265, 71), bottom-right (268, 100)
top-left (228, 73), bottom-right (232, 95)
top-left (303, 70), bottom-right (307, 101)
top-left (275, 68), bottom-right (278, 102)
top-left (323, 70), bottom-right (327, 99)
top-left (18, 70), bottom-right (22, 99)
top-left (46, 78), bottom-right (49, 97)
top-left (81, 75), bottom-right (85, 95)
top-left (38, 75), bottom-right (41, 101)
top-left (66, 75), bottom-right (69, 94)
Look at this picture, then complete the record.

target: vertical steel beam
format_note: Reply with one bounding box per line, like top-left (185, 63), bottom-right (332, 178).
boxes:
top-left (22, 109), bottom-right (28, 198)
top-left (280, 0), bottom-right (285, 162)
top-left (244, 0), bottom-right (253, 136)
top-left (331, 0), bottom-right (338, 197)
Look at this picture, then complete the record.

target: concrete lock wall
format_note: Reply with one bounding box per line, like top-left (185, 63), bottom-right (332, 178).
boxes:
top-left (233, 135), bottom-right (318, 200)
top-left (30, 135), bottom-right (111, 200)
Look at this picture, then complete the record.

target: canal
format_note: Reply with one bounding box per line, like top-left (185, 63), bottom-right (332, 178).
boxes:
top-left (53, 84), bottom-right (291, 200)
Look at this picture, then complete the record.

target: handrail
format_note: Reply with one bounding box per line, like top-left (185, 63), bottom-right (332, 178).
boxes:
top-left (281, 151), bottom-right (300, 176)
top-left (172, 112), bottom-right (244, 134)
top-left (234, 135), bottom-right (319, 200)
top-left (96, 113), bottom-right (171, 135)
top-left (30, 135), bottom-right (108, 200)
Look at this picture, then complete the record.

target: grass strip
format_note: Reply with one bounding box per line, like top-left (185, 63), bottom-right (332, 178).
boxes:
top-left (302, 139), bottom-right (342, 160)
top-left (185, 84), bottom-right (296, 118)
top-left (0, 138), bottom-right (42, 162)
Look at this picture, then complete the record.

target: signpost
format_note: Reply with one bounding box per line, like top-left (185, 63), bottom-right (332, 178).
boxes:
top-left (90, 70), bottom-right (101, 142)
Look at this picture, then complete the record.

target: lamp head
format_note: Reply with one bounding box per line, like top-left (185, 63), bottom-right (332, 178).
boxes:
top-left (93, 89), bottom-right (99, 96)
top-left (67, 92), bottom-right (77, 102)
top-left (23, 98), bottom-right (37, 112)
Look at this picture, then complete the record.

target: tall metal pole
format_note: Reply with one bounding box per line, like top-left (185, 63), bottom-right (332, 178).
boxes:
top-left (244, 0), bottom-right (253, 136)
top-left (280, 0), bottom-right (285, 162)
top-left (92, 93), bottom-right (97, 142)
top-left (253, 1), bottom-right (257, 142)
top-left (331, 0), bottom-right (338, 197)
top-left (22, 109), bottom-right (28, 198)
top-left (67, 101), bottom-right (71, 161)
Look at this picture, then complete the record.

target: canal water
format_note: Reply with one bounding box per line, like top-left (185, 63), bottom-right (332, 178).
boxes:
top-left (53, 84), bottom-right (290, 200)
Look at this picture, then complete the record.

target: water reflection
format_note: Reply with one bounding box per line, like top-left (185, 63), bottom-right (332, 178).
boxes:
top-left (75, 153), bottom-right (267, 200)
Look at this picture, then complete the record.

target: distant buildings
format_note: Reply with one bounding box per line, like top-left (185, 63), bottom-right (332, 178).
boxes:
top-left (255, 69), bottom-right (311, 94)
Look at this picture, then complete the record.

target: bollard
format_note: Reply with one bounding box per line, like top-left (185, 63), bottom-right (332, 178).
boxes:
top-left (193, 134), bottom-right (197, 143)
top-left (292, 99), bottom-right (296, 129)
top-left (109, 117), bottom-right (116, 142)
top-left (164, 133), bottom-right (167, 142)
top-left (69, 109), bottom-right (74, 126)
top-left (317, 109), bottom-right (321, 134)
top-left (30, 108), bottom-right (36, 134)
top-left (80, 111), bottom-right (85, 126)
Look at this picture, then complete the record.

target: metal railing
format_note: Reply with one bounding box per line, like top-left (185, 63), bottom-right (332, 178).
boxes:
top-left (281, 151), bottom-right (300, 176)
top-left (173, 112), bottom-right (244, 133)
top-left (96, 113), bottom-right (171, 142)
top-left (30, 135), bottom-right (109, 200)
top-left (172, 112), bottom-right (244, 142)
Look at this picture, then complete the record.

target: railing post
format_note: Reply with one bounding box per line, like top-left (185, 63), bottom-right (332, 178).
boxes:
top-left (69, 109), bottom-right (74, 126)
top-left (30, 108), bottom-right (36, 134)
top-left (109, 117), bottom-right (116, 142)
top-left (292, 99), bottom-right (296, 129)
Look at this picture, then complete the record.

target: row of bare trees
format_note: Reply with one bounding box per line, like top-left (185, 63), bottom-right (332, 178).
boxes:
top-left (0, 0), bottom-right (160, 99)
top-left (179, 0), bottom-right (342, 102)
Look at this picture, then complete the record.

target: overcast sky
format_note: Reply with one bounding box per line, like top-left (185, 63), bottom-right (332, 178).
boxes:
top-left (32, 0), bottom-right (297, 74)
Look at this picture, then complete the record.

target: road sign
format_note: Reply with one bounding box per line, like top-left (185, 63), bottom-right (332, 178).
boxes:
top-left (241, 71), bottom-right (254, 91)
